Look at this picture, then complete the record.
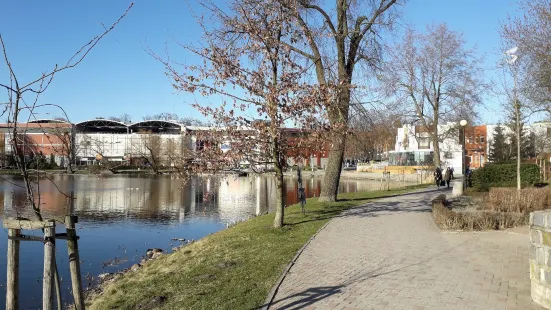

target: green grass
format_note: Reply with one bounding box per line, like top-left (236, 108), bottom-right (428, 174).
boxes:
top-left (87, 184), bottom-right (428, 310)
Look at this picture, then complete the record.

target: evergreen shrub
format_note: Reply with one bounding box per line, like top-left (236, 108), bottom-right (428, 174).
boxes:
top-left (470, 163), bottom-right (540, 191)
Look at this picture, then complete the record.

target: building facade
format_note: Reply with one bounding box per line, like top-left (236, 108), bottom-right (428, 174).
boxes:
top-left (0, 119), bottom-right (330, 170)
top-left (391, 121), bottom-right (551, 170)
top-left (390, 122), bottom-right (463, 171)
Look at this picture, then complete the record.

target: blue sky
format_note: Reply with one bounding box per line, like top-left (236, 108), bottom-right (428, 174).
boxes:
top-left (0, 0), bottom-right (521, 124)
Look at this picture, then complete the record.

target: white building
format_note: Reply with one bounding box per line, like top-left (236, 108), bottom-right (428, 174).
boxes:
top-left (390, 122), bottom-right (463, 172)
top-left (391, 121), bottom-right (551, 170)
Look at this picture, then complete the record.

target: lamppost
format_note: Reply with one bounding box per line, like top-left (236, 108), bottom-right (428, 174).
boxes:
top-left (460, 119), bottom-right (468, 190)
top-left (505, 46), bottom-right (522, 190)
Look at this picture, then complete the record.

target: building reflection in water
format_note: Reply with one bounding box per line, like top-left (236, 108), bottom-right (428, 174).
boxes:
top-left (0, 174), bottom-right (413, 223)
top-left (0, 175), bottom-right (281, 224)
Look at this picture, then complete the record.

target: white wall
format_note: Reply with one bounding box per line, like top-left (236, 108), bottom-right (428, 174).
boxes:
top-left (392, 122), bottom-right (463, 171)
top-left (75, 133), bottom-right (187, 163)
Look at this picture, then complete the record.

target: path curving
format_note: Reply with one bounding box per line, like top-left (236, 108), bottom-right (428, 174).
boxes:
top-left (268, 188), bottom-right (541, 310)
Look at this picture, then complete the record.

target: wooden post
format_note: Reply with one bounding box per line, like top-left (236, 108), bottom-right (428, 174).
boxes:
top-left (54, 264), bottom-right (62, 310)
top-left (43, 220), bottom-right (55, 310)
top-left (544, 159), bottom-right (547, 181)
top-left (66, 215), bottom-right (84, 310)
top-left (6, 229), bottom-right (20, 310)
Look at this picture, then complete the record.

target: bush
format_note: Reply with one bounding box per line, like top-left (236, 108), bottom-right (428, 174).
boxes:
top-left (487, 187), bottom-right (551, 213)
top-left (27, 158), bottom-right (58, 170)
top-left (432, 203), bottom-right (527, 230)
top-left (470, 163), bottom-right (540, 191)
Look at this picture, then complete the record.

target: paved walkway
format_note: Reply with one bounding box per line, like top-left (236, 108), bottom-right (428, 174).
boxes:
top-left (269, 188), bottom-right (541, 310)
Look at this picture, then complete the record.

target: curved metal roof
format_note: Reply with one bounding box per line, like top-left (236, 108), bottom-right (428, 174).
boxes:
top-left (75, 119), bottom-right (128, 133)
top-left (76, 119), bottom-right (128, 127)
top-left (129, 120), bottom-right (183, 133)
top-left (29, 119), bottom-right (71, 124)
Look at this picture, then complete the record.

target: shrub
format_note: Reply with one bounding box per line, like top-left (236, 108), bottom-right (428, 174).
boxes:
top-left (470, 163), bottom-right (540, 191)
top-left (27, 158), bottom-right (58, 170)
top-left (432, 203), bottom-right (527, 230)
top-left (487, 187), bottom-right (551, 213)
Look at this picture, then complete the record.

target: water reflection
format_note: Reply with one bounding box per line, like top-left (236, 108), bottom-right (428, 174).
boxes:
top-left (0, 174), bottom-right (413, 308)
top-left (1, 175), bottom-right (277, 223)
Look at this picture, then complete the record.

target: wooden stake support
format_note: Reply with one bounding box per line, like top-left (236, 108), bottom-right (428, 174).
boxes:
top-left (3, 215), bottom-right (85, 310)
top-left (3, 219), bottom-right (51, 230)
top-left (66, 215), bottom-right (85, 310)
top-left (43, 220), bottom-right (55, 310)
top-left (6, 229), bottom-right (20, 310)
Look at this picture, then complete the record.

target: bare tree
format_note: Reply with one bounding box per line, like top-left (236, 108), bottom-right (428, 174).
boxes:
top-left (52, 116), bottom-right (69, 122)
top-left (0, 4), bottom-right (132, 308)
top-left (501, 0), bottom-right (551, 189)
top-left (179, 117), bottom-right (205, 126)
top-left (268, 0), bottom-right (402, 202)
top-left (164, 135), bottom-right (182, 171)
top-left (380, 24), bottom-right (484, 168)
top-left (346, 110), bottom-right (400, 161)
top-left (159, 0), bottom-right (329, 228)
top-left (143, 112), bottom-right (179, 121)
top-left (108, 113), bottom-right (132, 124)
top-left (502, 0), bottom-right (551, 116)
top-left (133, 131), bottom-right (163, 174)
top-left (0, 3), bottom-right (133, 218)
top-left (47, 123), bottom-right (79, 173)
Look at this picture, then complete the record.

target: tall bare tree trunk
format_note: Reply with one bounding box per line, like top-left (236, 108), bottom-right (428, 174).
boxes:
top-left (433, 139), bottom-right (441, 168)
top-left (319, 132), bottom-right (345, 202)
top-left (273, 162), bottom-right (284, 228)
top-left (319, 85), bottom-right (350, 202)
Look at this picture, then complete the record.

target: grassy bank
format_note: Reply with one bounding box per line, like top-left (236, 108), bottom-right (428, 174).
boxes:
top-left (88, 185), bottom-right (428, 310)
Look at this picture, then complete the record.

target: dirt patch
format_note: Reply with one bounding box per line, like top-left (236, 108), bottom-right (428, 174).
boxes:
top-left (217, 261), bottom-right (237, 269)
top-left (137, 296), bottom-right (167, 309)
top-left (193, 274), bottom-right (217, 282)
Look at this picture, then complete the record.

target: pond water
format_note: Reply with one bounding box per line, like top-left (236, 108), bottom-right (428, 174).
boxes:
top-left (0, 174), bottom-right (413, 308)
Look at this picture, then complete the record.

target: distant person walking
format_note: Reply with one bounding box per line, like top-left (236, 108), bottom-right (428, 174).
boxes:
top-left (450, 167), bottom-right (454, 179)
top-left (444, 167), bottom-right (452, 188)
top-left (434, 167), bottom-right (443, 189)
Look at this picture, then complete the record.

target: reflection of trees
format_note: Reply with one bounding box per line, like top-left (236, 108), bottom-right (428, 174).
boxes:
top-left (0, 175), bottom-right (397, 223)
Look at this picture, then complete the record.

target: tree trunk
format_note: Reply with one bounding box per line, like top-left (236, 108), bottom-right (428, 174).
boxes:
top-left (319, 84), bottom-right (350, 202)
top-left (319, 130), bottom-right (345, 202)
top-left (433, 138), bottom-right (441, 168)
top-left (273, 167), bottom-right (284, 228)
top-left (516, 102), bottom-right (521, 190)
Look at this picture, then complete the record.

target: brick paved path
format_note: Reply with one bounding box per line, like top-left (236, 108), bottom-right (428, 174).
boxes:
top-left (269, 188), bottom-right (541, 310)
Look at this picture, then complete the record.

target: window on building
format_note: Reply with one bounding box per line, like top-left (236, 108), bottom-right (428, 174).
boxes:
top-left (418, 137), bottom-right (430, 149)
top-left (475, 136), bottom-right (479, 143)
top-left (480, 136), bottom-right (485, 143)
top-left (467, 136), bottom-right (473, 144)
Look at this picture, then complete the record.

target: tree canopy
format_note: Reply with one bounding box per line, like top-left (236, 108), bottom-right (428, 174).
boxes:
top-left (381, 23), bottom-right (484, 167)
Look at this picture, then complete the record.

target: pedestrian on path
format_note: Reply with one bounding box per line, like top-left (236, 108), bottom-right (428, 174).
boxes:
top-left (444, 167), bottom-right (452, 188)
top-left (434, 167), bottom-right (442, 189)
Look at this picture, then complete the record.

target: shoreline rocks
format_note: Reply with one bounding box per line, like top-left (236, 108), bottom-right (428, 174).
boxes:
top-left (146, 248), bottom-right (163, 259)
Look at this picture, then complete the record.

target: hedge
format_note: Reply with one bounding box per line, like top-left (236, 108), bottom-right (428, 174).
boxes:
top-left (470, 163), bottom-right (540, 191)
top-left (432, 203), bottom-right (527, 230)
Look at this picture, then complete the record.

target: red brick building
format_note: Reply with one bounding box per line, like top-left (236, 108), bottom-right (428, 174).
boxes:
top-left (463, 125), bottom-right (488, 168)
top-left (0, 120), bottom-right (73, 164)
top-left (281, 128), bottom-right (330, 168)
